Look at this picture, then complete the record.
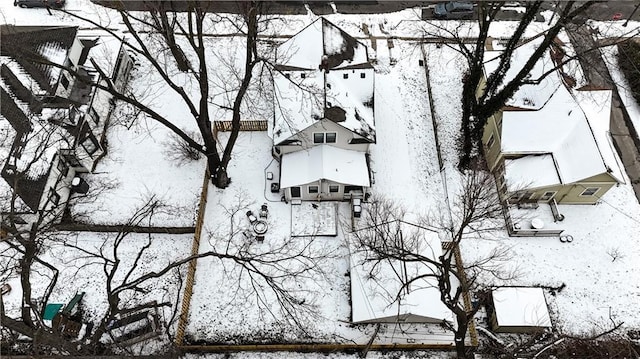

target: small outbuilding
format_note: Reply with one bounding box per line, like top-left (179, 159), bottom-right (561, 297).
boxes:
top-left (490, 287), bottom-right (552, 333)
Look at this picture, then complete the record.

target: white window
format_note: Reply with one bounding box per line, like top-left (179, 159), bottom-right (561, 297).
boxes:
top-left (329, 185), bottom-right (339, 193)
top-left (313, 132), bottom-right (337, 144)
top-left (580, 187), bottom-right (600, 196)
top-left (308, 185), bottom-right (319, 194)
top-left (81, 135), bottom-right (99, 156)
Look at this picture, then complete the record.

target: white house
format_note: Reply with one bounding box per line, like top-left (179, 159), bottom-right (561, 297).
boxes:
top-left (0, 26), bottom-right (134, 227)
top-left (271, 18), bottom-right (375, 202)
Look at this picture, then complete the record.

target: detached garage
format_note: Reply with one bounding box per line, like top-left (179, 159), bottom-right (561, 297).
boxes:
top-left (490, 287), bottom-right (552, 333)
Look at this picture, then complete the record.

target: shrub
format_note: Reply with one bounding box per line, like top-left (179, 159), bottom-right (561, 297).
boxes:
top-left (162, 130), bottom-right (202, 165)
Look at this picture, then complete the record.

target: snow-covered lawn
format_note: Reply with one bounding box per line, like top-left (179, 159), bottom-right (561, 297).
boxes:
top-left (184, 40), bottom-right (457, 345)
top-left (69, 117), bottom-right (206, 227)
top-left (3, 0), bottom-right (640, 351)
top-left (1, 232), bottom-right (192, 349)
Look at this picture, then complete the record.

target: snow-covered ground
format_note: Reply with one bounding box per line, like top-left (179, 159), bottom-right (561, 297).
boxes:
top-left (184, 38), bottom-right (457, 345)
top-left (2, 0), bottom-right (640, 354)
top-left (0, 231), bottom-right (191, 351)
top-left (69, 116), bottom-right (206, 227)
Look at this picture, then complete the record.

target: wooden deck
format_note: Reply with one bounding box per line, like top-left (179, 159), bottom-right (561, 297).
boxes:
top-left (214, 120), bottom-right (267, 132)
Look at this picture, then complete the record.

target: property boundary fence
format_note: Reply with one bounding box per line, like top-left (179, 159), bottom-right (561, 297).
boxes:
top-left (213, 120), bottom-right (267, 132)
top-left (175, 168), bottom-right (210, 345)
top-left (442, 241), bottom-right (479, 347)
top-left (54, 224), bottom-right (194, 234)
top-left (178, 343), bottom-right (455, 353)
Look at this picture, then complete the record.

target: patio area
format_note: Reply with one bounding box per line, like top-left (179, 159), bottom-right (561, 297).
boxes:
top-left (291, 202), bottom-right (338, 237)
top-left (505, 200), bottom-right (567, 237)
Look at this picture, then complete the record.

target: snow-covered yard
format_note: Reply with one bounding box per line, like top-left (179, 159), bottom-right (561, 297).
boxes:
top-left (183, 38), bottom-right (457, 345)
top-left (2, 0), bottom-right (640, 353)
top-left (426, 40), bottom-right (640, 337)
top-left (0, 232), bottom-right (192, 349)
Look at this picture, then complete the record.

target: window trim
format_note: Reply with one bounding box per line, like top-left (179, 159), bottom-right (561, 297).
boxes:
top-left (539, 191), bottom-right (557, 201)
top-left (486, 134), bottom-right (495, 149)
top-left (290, 186), bottom-right (301, 198)
top-left (580, 187), bottom-right (600, 197)
top-left (308, 185), bottom-right (319, 194)
top-left (312, 132), bottom-right (337, 144)
top-left (328, 185), bottom-right (340, 193)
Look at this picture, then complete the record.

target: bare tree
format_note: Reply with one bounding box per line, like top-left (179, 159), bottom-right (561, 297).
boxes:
top-left (2, 186), bottom-right (333, 355)
top-left (446, 1), bottom-right (598, 169)
top-left (348, 169), bottom-right (514, 359)
top-left (51, 1), bottom-right (270, 189)
top-left (0, 128), bottom-right (114, 355)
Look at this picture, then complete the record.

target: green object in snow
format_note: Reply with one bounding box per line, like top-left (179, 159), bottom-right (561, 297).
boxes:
top-left (43, 303), bottom-right (63, 320)
top-left (62, 292), bottom-right (84, 314)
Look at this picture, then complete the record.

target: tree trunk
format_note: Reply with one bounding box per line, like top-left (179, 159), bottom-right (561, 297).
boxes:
top-left (214, 166), bottom-right (230, 188)
top-left (455, 314), bottom-right (470, 359)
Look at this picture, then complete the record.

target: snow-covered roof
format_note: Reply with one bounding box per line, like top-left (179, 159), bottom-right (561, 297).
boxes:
top-left (492, 287), bottom-right (552, 328)
top-left (483, 38), bottom-right (559, 110)
top-left (350, 221), bottom-right (453, 324)
top-left (494, 41), bottom-right (624, 190)
top-left (277, 18), bottom-right (369, 71)
top-left (574, 90), bottom-right (625, 183)
top-left (280, 145), bottom-right (370, 188)
top-left (272, 18), bottom-right (375, 144)
top-left (505, 154), bottom-right (561, 190)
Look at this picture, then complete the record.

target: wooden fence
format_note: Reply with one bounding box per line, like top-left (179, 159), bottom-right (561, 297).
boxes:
top-left (175, 168), bottom-right (210, 346)
top-left (213, 120), bottom-right (267, 132)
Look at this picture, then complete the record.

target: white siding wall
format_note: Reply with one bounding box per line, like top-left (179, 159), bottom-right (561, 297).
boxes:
top-left (276, 119), bottom-right (370, 155)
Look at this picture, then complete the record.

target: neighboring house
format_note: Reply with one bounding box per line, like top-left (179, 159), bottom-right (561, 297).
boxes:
top-left (481, 39), bottom-right (624, 205)
top-left (271, 18), bottom-right (375, 202)
top-left (0, 25), bottom-right (134, 226)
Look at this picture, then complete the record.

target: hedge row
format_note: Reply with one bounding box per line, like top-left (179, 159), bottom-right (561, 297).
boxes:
top-left (617, 40), bottom-right (640, 104)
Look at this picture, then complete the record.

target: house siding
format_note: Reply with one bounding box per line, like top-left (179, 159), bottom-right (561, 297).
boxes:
top-left (276, 119), bottom-right (370, 155)
top-left (482, 112), bottom-right (502, 171)
top-left (503, 175), bottom-right (617, 205)
top-left (285, 179), bottom-right (366, 201)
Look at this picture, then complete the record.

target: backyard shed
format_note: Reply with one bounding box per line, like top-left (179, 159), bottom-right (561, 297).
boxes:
top-left (349, 221), bottom-right (453, 324)
top-left (491, 287), bottom-right (552, 333)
